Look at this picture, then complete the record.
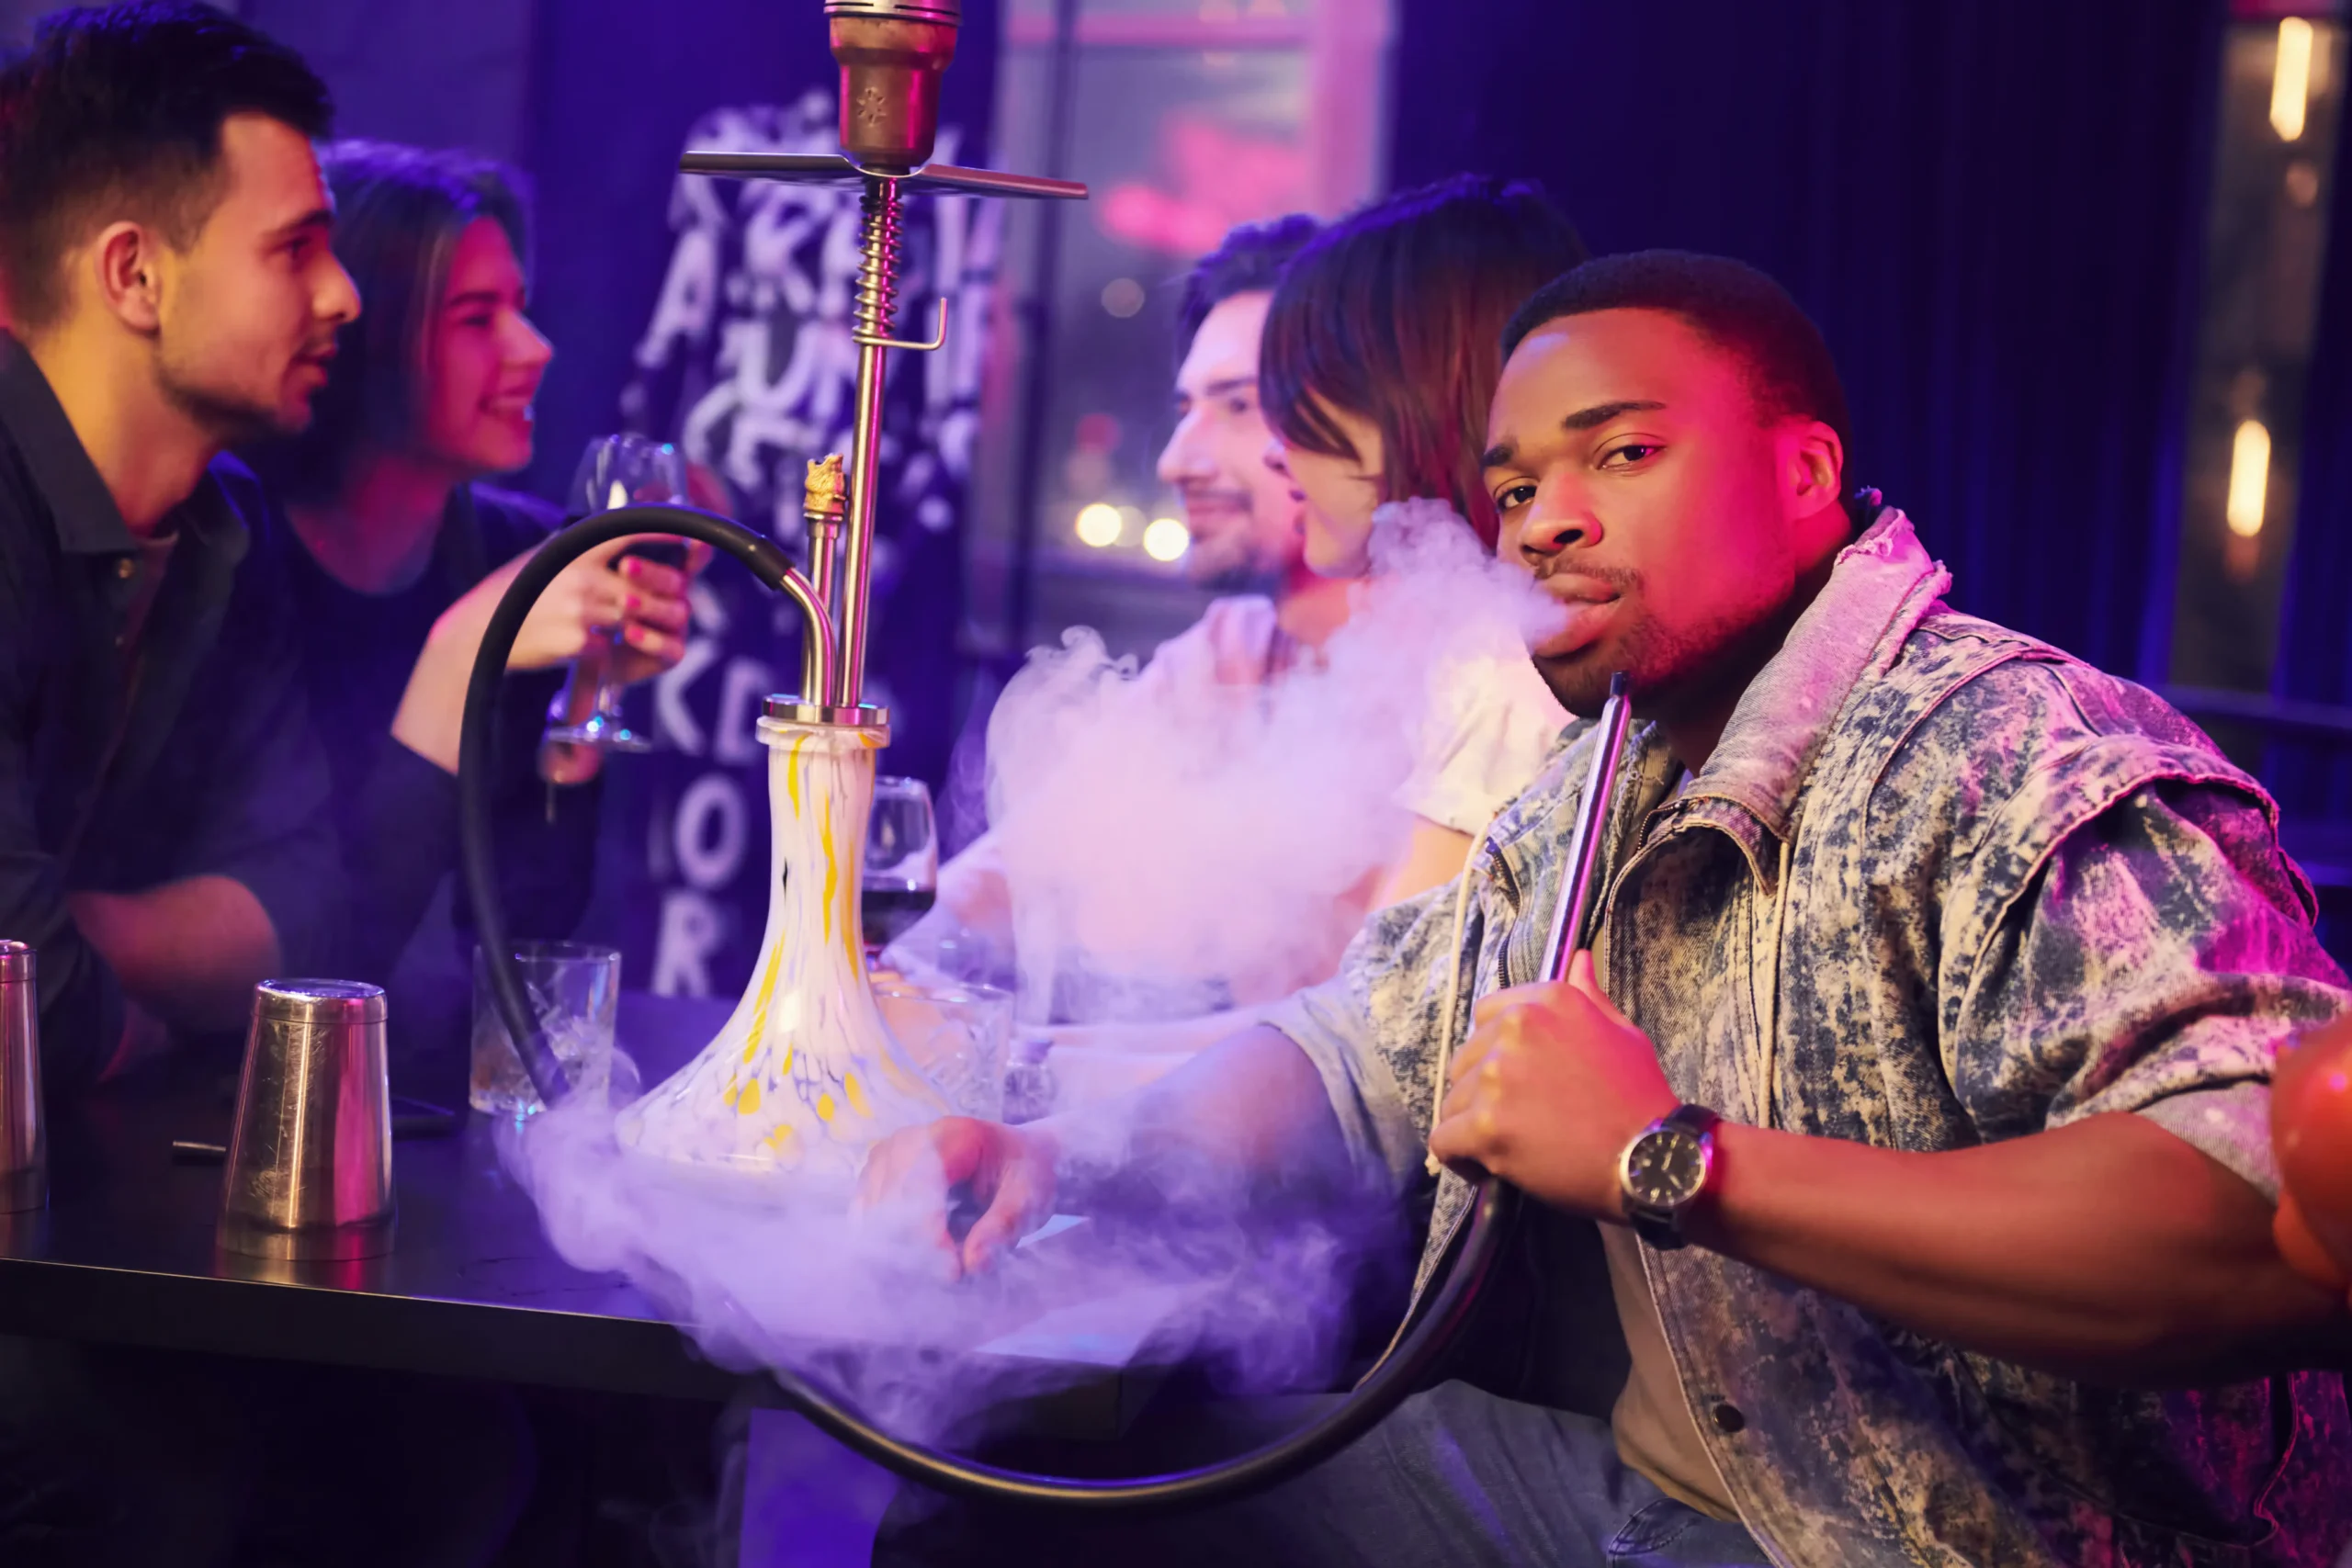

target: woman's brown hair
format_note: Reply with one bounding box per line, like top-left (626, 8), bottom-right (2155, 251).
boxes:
top-left (1259, 175), bottom-right (1588, 549)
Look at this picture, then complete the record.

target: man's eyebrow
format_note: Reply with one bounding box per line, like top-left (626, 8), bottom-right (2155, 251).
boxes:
top-left (1484, 399), bottom-right (1673, 468)
top-left (265, 207), bottom-right (334, 242)
top-left (1562, 399), bottom-right (1667, 432)
top-left (445, 288), bottom-right (506, 310)
top-left (1199, 376), bottom-right (1256, 398)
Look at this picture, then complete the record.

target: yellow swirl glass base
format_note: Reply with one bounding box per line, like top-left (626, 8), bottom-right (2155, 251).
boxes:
top-left (616, 717), bottom-right (948, 1181)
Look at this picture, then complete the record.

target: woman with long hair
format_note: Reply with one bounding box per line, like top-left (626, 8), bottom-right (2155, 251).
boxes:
top-left (249, 141), bottom-right (697, 1070)
top-left (1261, 173), bottom-right (1590, 902)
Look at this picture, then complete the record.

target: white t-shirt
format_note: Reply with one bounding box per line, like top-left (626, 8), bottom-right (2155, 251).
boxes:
top-left (1401, 623), bottom-right (1570, 835)
top-left (1144, 592), bottom-right (1568, 838)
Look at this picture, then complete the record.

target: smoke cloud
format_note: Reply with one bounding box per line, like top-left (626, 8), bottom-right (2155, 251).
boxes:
top-left (976, 500), bottom-right (1566, 1022)
top-left (501, 501), bottom-right (1557, 1460)
top-left (504, 1064), bottom-right (1400, 1450)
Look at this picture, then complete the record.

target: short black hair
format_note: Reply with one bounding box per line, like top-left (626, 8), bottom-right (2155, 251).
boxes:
top-left (252, 141), bottom-right (533, 504)
top-left (1502, 251), bottom-right (1853, 471)
top-left (1172, 212), bottom-right (1320, 368)
top-left (0, 2), bottom-right (334, 331)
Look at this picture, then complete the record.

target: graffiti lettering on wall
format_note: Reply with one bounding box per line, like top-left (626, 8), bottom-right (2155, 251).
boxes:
top-left (623, 93), bottom-right (1002, 997)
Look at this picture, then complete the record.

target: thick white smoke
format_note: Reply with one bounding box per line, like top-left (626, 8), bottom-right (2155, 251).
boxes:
top-left (504, 1066), bottom-right (1396, 1447)
top-left (501, 500), bottom-right (1560, 1450)
top-left (983, 499), bottom-right (1566, 1021)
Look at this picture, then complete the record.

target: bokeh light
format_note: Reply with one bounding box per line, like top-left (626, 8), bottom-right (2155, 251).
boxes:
top-left (1075, 502), bottom-right (1123, 547)
top-left (1142, 516), bottom-right (1191, 562)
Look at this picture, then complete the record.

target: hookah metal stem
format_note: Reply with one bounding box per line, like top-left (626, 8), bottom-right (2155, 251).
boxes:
top-left (1543, 671), bottom-right (1634, 984)
top-left (833, 175), bottom-right (907, 706)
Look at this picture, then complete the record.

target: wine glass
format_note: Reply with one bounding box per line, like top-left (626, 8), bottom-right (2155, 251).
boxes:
top-left (863, 776), bottom-right (940, 961)
top-left (542, 434), bottom-right (690, 756)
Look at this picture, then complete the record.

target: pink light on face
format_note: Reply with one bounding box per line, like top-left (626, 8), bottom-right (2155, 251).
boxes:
top-left (1096, 113), bottom-right (1309, 256)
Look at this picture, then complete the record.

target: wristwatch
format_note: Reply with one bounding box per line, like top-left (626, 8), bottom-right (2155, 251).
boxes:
top-left (1618, 1104), bottom-right (1723, 1249)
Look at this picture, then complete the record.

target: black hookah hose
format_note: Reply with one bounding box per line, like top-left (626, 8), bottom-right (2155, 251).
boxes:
top-left (456, 504), bottom-right (1625, 1510)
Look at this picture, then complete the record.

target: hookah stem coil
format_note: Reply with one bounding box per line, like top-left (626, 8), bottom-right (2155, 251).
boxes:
top-left (1544, 671), bottom-right (1634, 984)
top-left (854, 177), bottom-right (905, 342)
top-left (832, 175), bottom-right (905, 707)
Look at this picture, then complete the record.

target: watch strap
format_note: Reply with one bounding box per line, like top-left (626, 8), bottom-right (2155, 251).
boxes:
top-left (1663, 1103), bottom-right (1722, 1139)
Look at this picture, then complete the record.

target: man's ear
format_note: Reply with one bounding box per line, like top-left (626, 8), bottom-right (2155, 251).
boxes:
top-left (88, 220), bottom-right (164, 334)
top-left (1781, 418), bottom-right (1845, 523)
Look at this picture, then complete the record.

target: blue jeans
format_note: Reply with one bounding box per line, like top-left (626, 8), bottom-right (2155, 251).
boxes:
top-left (872, 1381), bottom-right (1771, 1567)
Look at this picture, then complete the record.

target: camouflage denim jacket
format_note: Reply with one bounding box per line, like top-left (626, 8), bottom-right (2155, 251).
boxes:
top-left (1265, 511), bottom-right (2352, 1567)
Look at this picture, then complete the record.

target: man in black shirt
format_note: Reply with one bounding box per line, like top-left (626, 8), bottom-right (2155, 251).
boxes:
top-left (0, 13), bottom-right (532, 1566)
top-left (0, 1), bottom-right (359, 1090)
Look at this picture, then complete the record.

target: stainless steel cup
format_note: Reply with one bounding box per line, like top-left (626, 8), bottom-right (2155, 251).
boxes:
top-left (218, 979), bottom-right (394, 1261)
top-left (0, 940), bottom-right (42, 1213)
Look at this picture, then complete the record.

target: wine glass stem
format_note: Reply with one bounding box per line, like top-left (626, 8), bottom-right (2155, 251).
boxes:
top-left (589, 626), bottom-right (629, 722)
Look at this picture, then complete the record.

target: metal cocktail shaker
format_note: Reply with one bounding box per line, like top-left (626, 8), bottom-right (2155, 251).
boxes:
top-left (0, 940), bottom-right (42, 1213)
top-left (218, 979), bottom-right (394, 1261)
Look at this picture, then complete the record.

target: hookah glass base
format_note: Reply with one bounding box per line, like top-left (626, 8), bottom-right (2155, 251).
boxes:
top-left (617, 714), bottom-right (948, 1179)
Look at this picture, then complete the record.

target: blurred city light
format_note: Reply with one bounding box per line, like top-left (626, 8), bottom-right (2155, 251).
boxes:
top-left (1142, 516), bottom-right (1192, 561)
top-left (2226, 418), bottom-right (2271, 538)
top-left (1075, 502), bottom-right (1123, 547)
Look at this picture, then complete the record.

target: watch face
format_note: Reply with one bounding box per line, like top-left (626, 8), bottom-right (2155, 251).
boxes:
top-left (1625, 1127), bottom-right (1709, 1209)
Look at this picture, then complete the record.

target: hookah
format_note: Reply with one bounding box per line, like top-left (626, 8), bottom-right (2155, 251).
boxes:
top-left (458, 0), bottom-right (1632, 1509)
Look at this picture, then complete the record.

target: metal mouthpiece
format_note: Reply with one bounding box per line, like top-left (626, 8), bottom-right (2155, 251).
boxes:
top-left (1543, 671), bottom-right (1634, 983)
top-left (825, 0), bottom-right (962, 173)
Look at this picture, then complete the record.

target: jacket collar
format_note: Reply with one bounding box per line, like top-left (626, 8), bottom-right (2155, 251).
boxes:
top-left (1679, 508), bottom-right (1950, 843)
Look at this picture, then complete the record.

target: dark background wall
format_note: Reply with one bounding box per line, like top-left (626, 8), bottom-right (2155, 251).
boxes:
top-left (1388, 0), bottom-right (2224, 683)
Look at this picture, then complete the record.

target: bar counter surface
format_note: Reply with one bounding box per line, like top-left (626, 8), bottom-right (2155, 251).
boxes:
top-left (0, 993), bottom-right (762, 1401)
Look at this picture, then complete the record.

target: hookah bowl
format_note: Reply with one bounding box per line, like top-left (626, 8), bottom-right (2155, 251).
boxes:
top-left (826, 0), bottom-right (961, 172)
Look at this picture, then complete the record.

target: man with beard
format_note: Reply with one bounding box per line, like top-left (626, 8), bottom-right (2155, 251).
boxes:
top-left (903, 215), bottom-right (1326, 965)
top-left (866, 253), bottom-right (2352, 1564)
top-left (1148, 212), bottom-right (1343, 678)
top-left (0, 1), bottom-right (359, 1090)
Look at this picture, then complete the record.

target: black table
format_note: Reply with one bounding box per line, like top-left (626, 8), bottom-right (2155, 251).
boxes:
top-left (0, 994), bottom-right (1181, 1438)
top-left (0, 994), bottom-right (767, 1402)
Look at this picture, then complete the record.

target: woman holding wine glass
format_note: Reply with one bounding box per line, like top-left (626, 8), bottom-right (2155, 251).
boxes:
top-left (246, 141), bottom-right (703, 1056)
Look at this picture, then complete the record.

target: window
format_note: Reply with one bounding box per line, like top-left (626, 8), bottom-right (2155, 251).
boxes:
top-left (966, 0), bottom-right (1395, 668)
top-left (2168, 6), bottom-right (2346, 718)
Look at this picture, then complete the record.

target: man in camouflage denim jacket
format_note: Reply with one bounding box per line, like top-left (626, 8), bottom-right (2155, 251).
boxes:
top-left (868, 254), bottom-right (2352, 1568)
top-left (1269, 498), bottom-right (2352, 1563)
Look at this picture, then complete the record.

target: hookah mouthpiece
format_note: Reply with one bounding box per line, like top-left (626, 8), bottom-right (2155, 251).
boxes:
top-left (1543, 671), bottom-right (1634, 983)
top-left (825, 0), bottom-right (963, 172)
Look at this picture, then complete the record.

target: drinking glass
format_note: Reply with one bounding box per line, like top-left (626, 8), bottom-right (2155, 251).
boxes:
top-left (543, 434), bottom-right (691, 755)
top-left (872, 977), bottom-right (1012, 1122)
top-left (470, 941), bottom-right (621, 1118)
top-left (862, 776), bottom-right (940, 957)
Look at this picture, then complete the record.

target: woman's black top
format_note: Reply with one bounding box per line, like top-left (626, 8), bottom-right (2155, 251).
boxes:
top-left (263, 484), bottom-right (601, 987)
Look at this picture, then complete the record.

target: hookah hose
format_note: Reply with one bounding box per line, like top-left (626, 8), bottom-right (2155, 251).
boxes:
top-left (457, 504), bottom-right (1629, 1511)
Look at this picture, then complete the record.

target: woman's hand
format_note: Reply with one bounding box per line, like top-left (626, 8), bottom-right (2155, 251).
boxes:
top-left (457, 534), bottom-right (706, 678)
top-left (390, 532), bottom-right (707, 773)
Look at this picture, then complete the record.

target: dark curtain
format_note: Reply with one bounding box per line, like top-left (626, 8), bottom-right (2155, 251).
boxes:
top-left (2267, 96), bottom-right (2352, 820)
top-left (1389, 0), bottom-right (2221, 682)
